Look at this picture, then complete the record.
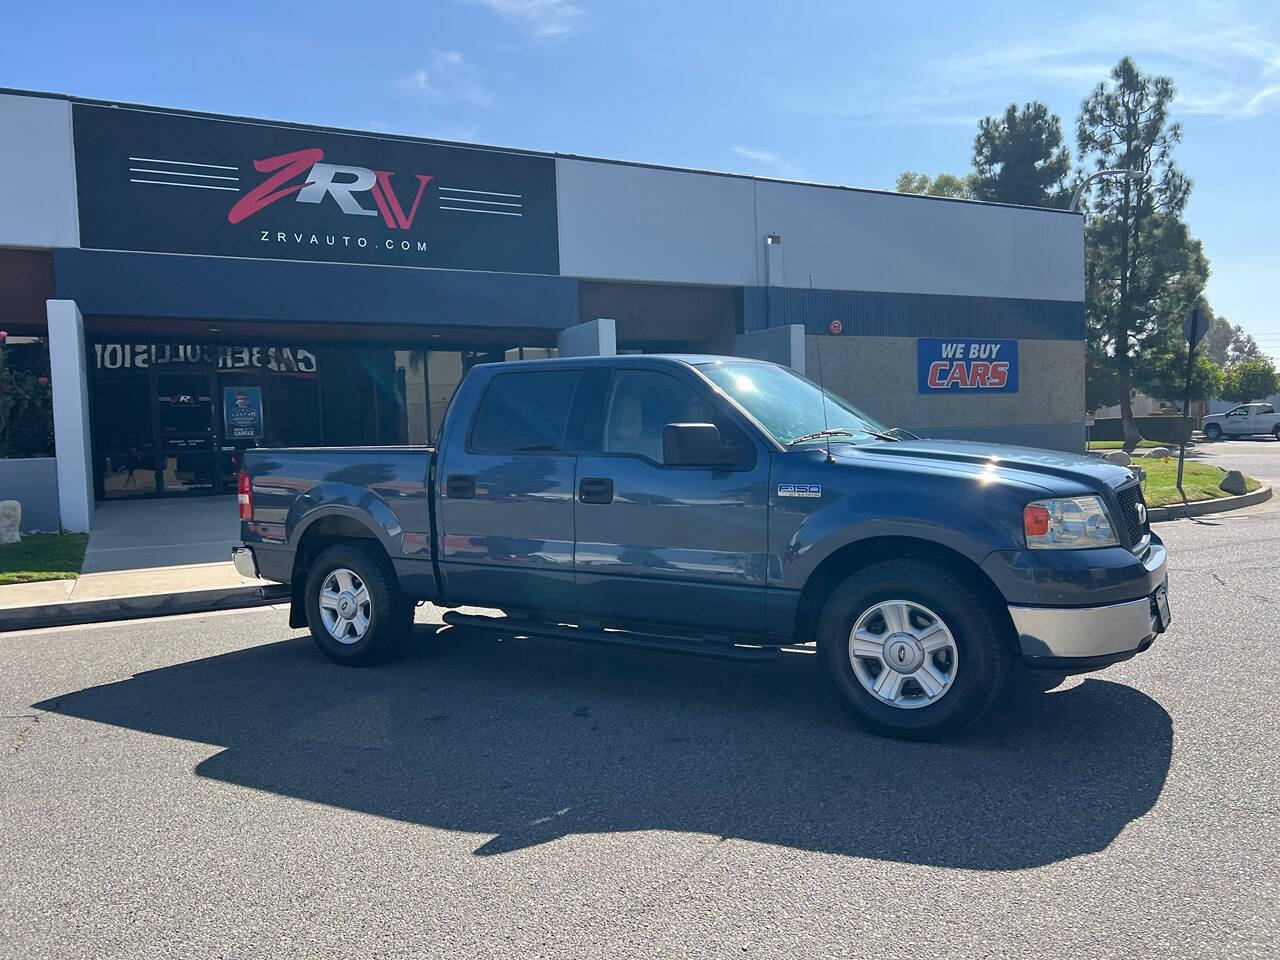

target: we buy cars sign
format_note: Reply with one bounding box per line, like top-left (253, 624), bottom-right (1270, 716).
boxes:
top-left (917, 338), bottom-right (1018, 393)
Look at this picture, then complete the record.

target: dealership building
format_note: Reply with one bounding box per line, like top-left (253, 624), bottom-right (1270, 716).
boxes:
top-left (0, 89), bottom-right (1085, 533)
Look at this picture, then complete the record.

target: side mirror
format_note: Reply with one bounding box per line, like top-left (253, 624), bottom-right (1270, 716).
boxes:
top-left (663, 423), bottom-right (734, 467)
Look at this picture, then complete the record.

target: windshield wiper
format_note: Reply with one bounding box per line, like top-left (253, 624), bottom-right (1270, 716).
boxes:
top-left (789, 427), bottom-right (898, 445)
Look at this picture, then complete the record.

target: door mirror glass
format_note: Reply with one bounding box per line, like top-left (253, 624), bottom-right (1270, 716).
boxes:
top-left (663, 423), bottom-right (734, 467)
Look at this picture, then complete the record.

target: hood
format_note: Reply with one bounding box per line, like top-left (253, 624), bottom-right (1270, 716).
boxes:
top-left (844, 438), bottom-right (1133, 492)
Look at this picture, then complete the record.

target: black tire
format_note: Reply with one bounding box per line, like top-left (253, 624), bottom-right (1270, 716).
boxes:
top-left (304, 542), bottom-right (413, 666)
top-left (818, 559), bottom-right (1009, 740)
top-left (1272, 426), bottom-right (1280, 441)
top-left (1204, 424), bottom-right (1222, 441)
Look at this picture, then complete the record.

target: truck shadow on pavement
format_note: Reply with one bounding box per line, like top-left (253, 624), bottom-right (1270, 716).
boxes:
top-left (36, 623), bottom-right (1172, 869)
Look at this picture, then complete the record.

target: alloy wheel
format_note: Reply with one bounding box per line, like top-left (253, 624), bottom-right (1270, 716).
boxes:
top-left (848, 599), bottom-right (959, 709)
top-left (318, 567), bottom-right (372, 644)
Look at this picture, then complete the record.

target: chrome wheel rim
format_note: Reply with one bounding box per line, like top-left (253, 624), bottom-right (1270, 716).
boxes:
top-left (318, 568), bottom-right (371, 644)
top-left (848, 599), bottom-right (958, 710)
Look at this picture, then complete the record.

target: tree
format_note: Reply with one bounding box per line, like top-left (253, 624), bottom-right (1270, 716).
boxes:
top-left (1220, 357), bottom-right (1280, 403)
top-left (1134, 340), bottom-right (1222, 404)
top-left (1078, 57), bottom-right (1205, 450)
top-left (971, 101), bottom-right (1072, 207)
top-left (895, 170), bottom-right (975, 199)
top-left (1201, 309), bottom-right (1265, 368)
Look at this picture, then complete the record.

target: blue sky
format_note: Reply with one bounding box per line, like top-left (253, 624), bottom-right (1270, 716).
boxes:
top-left (3, 0), bottom-right (1278, 358)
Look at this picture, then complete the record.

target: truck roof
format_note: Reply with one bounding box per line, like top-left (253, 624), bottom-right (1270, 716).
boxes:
top-left (475, 354), bottom-right (770, 373)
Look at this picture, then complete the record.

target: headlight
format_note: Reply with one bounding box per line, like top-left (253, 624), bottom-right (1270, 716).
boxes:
top-left (1023, 496), bottom-right (1119, 549)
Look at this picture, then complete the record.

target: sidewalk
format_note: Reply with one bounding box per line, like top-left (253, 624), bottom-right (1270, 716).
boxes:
top-left (0, 497), bottom-right (282, 632)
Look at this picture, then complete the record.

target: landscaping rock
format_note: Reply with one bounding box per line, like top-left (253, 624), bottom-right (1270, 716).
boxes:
top-left (1145, 446), bottom-right (1173, 459)
top-left (1219, 470), bottom-right (1248, 496)
top-left (1104, 451), bottom-right (1131, 466)
top-left (0, 500), bottom-right (20, 545)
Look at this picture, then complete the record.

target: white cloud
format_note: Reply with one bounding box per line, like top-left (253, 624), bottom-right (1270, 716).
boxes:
top-left (782, 1), bottom-right (1280, 125)
top-left (472, 0), bottom-right (585, 40)
top-left (729, 145), bottom-right (804, 179)
top-left (397, 50), bottom-right (494, 109)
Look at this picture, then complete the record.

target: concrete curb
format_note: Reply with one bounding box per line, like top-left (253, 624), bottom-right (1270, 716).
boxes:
top-left (1148, 485), bottom-right (1273, 523)
top-left (0, 583), bottom-right (289, 633)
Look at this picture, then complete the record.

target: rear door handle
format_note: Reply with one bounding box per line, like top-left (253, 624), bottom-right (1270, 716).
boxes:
top-left (579, 477), bottom-right (614, 504)
top-left (446, 474), bottom-right (475, 499)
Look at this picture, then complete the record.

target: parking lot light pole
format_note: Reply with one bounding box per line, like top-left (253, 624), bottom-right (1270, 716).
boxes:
top-left (1069, 169), bottom-right (1143, 212)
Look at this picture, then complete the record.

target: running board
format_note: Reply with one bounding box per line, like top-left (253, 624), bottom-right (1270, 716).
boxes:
top-left (440, 611), bottom-right (780, 662)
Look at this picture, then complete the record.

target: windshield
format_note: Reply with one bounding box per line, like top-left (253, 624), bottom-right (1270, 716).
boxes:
top-left (698, 361), bottom-right (889, 446)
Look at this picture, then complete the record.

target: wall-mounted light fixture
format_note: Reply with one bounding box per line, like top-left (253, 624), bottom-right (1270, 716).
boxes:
top-left (765, 233), bottom-right (782, 245)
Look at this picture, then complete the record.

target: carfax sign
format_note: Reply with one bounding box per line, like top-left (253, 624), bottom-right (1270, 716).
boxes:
top-left (223, 386), bottom-right (264, 439)
top-left (917, 338), bottom-right (1018, 393)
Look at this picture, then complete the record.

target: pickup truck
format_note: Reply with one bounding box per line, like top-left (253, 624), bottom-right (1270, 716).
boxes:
top-left (233, 354), bottom-right (1169, 739)
top-left (1200, 402), bottom-right (1280, 440)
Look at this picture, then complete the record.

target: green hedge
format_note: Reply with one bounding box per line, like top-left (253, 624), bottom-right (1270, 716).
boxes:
top-left (1088, 416), bottom-right (1193, 444)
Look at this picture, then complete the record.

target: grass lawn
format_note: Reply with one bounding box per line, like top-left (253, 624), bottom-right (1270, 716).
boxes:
top-left (1086, 439), bottom-right (1171, 450)
top-left (0, 534), bottom-right (89, 585)
top-left (1138, 459), bottom-right (1261, 508)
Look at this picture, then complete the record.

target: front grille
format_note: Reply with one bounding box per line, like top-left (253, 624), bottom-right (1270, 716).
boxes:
top-left (1115, 483), bottom-right (1148, 546)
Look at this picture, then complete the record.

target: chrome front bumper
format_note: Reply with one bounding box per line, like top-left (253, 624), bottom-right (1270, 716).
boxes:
top-left (1010, 580), bottom-right (1168, 667)
top-left (231, 546), bottom-right (259, 579)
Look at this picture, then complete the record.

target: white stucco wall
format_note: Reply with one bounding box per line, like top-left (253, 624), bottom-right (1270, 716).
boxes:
top-left (0, 94), bottom-right (79, 248)
top-left (556, 159), bottom-right (1084, 304)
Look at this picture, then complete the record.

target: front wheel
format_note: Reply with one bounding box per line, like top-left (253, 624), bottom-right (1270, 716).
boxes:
top-left (1204, 424), bottom-right (1222, 441)
top-left (304, 542), bottom-right (413, 666)
top-left (818, 559), bottom-right (1009, 740)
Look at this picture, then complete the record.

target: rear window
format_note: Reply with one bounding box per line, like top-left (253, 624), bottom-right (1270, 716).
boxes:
top-left (469, 370), bottom-right (580, 452)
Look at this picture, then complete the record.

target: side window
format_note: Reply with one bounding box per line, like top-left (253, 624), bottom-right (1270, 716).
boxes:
top-left (1258, 405), bottom-right (1274, 415)
top-left (603, 370), bottom-right (747, 464)
top-left (1227, 407), bottom-right (1247, 417)
top-left (470, 370), bottom-right (581, 452)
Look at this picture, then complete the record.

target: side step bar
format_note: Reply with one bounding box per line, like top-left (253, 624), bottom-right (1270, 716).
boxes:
top-left (440, 611), bottom-right (781, 663)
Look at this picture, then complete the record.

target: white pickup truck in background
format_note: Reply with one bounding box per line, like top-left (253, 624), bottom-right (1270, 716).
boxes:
top-left (1201, 402), bottom-right (1280, 440)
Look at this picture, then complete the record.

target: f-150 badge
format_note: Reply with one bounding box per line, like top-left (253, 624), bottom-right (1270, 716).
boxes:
top-left (778, 483), bottom-right (822, 498)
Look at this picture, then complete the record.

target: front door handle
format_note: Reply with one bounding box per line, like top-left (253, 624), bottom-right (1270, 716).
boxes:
top-left (446, 474), bottom-right (475, 499)
top-left (579, 477), bottom-right (614, 504)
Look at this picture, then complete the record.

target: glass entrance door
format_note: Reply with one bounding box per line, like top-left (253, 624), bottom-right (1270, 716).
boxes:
top-left (95, 377), bottom-right (160, 498)
top-left (156, 373), bottom-right (218, 495)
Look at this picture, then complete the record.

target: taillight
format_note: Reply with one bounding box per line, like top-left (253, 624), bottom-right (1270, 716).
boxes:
top-left (238, 470), bottom-right (252, 521)
top-left (1023, 504), bottom-right (1050, 538)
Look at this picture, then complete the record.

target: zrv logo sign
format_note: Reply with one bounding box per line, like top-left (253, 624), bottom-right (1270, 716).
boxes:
top-left (227, 148), bottom-right (432, 230)
top-left (917, 338), bottom-right (1019, 393)
top-left (73, 103), bottom-right (560, 274)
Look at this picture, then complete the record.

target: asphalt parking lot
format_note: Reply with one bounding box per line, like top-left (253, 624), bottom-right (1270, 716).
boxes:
top-left (2, 453), bottom-right (1278, 959)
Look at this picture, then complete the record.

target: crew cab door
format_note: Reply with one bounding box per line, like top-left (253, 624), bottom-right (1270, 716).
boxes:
top-left (1223, 405), bottom-right (1252, 435)
top-left (435, 367), bottom-right (588, 616)
top-left (573, 366), bottom-right (770, 636)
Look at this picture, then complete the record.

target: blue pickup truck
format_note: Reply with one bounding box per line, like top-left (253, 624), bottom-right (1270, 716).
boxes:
top-left (234, 354), bottom-right (1169, 739)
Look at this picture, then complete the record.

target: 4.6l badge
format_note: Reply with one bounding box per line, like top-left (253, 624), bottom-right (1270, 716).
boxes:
top-left (778, 483), bottom-right (822, 498)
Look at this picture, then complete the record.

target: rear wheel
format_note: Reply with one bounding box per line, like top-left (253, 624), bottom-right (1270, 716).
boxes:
top-left (818, 559), bottom-right (1009, 740)
top-left (304, 542), bottom-right (413, 666)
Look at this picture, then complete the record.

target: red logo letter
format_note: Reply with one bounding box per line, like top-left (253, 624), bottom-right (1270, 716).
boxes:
top-left (228, 148), bottom-right (325, 224)
top-left (371, 172), bottom-right (433, 230)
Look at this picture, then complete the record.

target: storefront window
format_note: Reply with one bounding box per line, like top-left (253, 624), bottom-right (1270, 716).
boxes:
top-left (89, 336), bottom-right (557, 496)
top-left (95, 378), bottom-right (158, 498)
